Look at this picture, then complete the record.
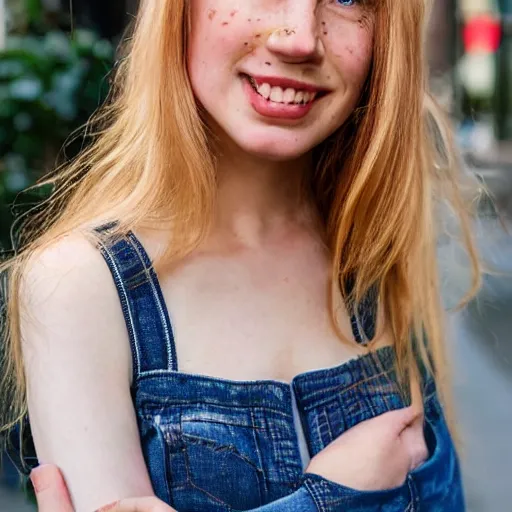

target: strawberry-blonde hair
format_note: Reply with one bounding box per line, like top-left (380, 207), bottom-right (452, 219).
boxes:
top-left (1, 0), bottom-right (480, 436)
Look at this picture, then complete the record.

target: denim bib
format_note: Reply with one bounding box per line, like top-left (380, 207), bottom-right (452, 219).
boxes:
top-left (7, 228), bottom-right (465, 512)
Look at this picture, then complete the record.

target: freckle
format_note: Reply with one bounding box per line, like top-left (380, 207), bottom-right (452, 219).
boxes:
top-left (248, 18), bottom-right (252, 22)
top-left (323, 31), bottom-right (328, 35)
top-left (255, 34), bottom-right (261, 38)
top-left (222, 22), bottom-right (229, 26)
top-left (346, 46), bottom-right (354, 54)
top-left (230, 10), bottom-right (238, 17)
top-left (208, 9), bottom-right (216, 20)
top-left (244, 42), bottom-right (249, 46)
top-left (257, 18), bottom-right (261, 22)
top-left (321, 21), bottom-right (326, 25)
top-left (265, 62), bottom-right (271, 66)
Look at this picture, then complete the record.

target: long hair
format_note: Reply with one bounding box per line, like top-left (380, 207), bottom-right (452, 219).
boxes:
top-left (1, 0), bottom-right (480, 437)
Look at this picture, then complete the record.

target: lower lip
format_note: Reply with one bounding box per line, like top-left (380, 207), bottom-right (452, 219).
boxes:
top-left (242, 76), bottom-right (317, 120)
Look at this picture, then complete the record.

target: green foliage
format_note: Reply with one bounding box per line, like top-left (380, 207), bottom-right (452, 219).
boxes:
top-left (0, 28), bottom-right (114, 250)
top-left (24, 0), bottom-right (44, 26)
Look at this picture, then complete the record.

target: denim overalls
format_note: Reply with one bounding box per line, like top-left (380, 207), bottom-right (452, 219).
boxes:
top-left (7, 228), bottom-right (465, 511)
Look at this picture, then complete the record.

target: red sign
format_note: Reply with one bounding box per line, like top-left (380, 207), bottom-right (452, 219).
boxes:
top-left (463, 14), bottom-right (502, 53)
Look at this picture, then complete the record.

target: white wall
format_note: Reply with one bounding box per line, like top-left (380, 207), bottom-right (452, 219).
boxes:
top-left (0, 0), bottom-right (5, 49)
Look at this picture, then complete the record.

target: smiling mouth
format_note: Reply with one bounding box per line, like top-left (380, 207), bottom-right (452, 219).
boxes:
top-left (241, 74), bottom-right (328, 106)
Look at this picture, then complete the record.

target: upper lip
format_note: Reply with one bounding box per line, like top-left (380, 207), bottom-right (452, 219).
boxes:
top-left (243, 74), bottom-right (331, 94)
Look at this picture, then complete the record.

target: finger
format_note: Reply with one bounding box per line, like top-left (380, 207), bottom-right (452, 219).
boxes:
top-left (30, 464), bottom-right (74, 512)
top-left (96, 496), bottom-right (176, 512)
top-left (400, 423), bottom-right (429, 470)
top-left (383, 406), bottom-right (420, 433)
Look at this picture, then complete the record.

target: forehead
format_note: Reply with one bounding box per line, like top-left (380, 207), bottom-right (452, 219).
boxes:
top-left (188, 1), bottom-right (378, 33)
top-left (188, 1), bottom-right (378, 17)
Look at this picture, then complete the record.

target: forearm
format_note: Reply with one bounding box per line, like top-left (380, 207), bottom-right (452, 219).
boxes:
top-left (244, 473), bottom-right (411, 512)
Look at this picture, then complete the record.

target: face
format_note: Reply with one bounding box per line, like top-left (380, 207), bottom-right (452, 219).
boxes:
top-left (188, 1), bottom-right (374, 161)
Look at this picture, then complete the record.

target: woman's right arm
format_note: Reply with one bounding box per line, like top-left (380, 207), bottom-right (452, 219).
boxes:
top-left (22, 235), bottom-right (156, 511)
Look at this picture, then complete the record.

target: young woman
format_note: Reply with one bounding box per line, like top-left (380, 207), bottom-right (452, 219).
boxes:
top-left (1, 1), bottom-right (480, 511)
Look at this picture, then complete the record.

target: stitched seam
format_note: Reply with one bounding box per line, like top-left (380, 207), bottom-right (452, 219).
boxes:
top-left (314, 412), bottom-right (322, 452)
top-left (128, 233), bottom-right (175, 372)
top-left (250, 410), bottom-right (268, 496)
top-left (323, 408), bottom-right (333, 442)
top-left (303, 480), bottom-right (324, 512)
top-left (182, 443), bottom-right (232, 508)
top-left (99, 243), bottom-right (141, 378)
top-left (325, 369), bottom-right (395, 398)
top-left (140, 403), bottom-right (291, 418)
top-left (302, 370), bottom-right (396, 411)
top-left (182, 433), bottom-right (263, 471)
top-left (182, 417), bottom-right (264, 430)
top-left (155, 418), bottom-right (173, 503)
top-left (189, 480), bottom-right (232, 509)
top-left (138, 369), bottom-right (182, 377)
top-left (188, 479), bottom-right (232, 509)
top-left (138, 393), bottom-right (294, 417)
top-left (407, 475), bottom-right (418, 512)
top-left (140, 413), bottom-right (262, 430)
top-left (139, 396), bottom-right (291, 415)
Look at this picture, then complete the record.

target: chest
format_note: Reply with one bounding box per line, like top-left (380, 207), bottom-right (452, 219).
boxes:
top-left (159, 246), bottom-right (364, 382)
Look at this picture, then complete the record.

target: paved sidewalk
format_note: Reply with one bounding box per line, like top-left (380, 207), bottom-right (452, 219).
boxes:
top-left (0, 484), bottom-right (33, 511)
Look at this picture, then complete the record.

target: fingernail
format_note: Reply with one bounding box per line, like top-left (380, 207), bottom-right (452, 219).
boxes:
top-left (96, 501), bottom-right (119, 512)
top-left (30, 464), bottom-right (52, 493)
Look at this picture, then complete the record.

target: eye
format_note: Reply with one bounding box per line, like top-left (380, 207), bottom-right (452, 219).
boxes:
top-left (337, 0), bottom-right (357, 5)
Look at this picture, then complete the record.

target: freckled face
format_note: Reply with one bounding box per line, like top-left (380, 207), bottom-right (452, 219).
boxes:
top-left (187, 1), bottom-right (374, 161)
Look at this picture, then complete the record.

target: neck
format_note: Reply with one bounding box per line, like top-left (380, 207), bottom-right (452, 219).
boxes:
top-left (212, 147), bottom-right (315, 249)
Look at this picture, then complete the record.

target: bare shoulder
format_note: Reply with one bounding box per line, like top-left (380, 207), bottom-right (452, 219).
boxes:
top-left (19, 232), bottom-right (153, 509)
top-left (21, 231), bottom-right (132, 383)
top-left (22, 231), bottom-right (111, 299)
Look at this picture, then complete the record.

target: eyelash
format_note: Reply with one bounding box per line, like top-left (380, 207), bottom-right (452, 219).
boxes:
top-left (336, 0), bottom-right (357, 5)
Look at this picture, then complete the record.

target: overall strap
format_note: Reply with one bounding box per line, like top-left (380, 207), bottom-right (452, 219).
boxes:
top-left (94, 224), bottom-right (178, 382)
top-left (346, 277), bottom-right (378, 345)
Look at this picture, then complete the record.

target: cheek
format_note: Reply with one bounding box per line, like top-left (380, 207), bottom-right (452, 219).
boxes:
top-left (188, 3), bottom-right (265, 76)
top-left (324, 23), bottom-right (374, 85)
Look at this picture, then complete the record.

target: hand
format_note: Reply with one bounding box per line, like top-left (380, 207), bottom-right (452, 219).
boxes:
top-left (30, 464), bottom-right (177, 512)
top-left (305, 406), bottom-right (428, 492)
top-left (94, 497), bottom-right (176, 512)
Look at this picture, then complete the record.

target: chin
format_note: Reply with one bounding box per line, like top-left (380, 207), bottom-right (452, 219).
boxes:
top-left (230, 128), bottom-right (318, 162)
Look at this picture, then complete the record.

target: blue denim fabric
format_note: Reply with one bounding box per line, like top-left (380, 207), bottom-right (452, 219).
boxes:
top-left (6, 228), bottom-right (465, 511)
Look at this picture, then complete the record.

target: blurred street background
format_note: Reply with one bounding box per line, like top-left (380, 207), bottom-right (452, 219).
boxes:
top-left (0, 0), bottom-right (511, 510)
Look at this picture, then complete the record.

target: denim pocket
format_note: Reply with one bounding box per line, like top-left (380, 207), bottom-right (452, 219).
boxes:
top-left (157, 405), bottom-right (265, 512)
top-left (302, 472), bottom-right (415, 512)
top-left (301, 376), bottom-right (408, 457)
top-left (409, 397), bottom-right (465, 511)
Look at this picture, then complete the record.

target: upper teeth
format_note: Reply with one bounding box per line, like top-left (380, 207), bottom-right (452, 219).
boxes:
top-left (254, 82), bottom-right (317, 105)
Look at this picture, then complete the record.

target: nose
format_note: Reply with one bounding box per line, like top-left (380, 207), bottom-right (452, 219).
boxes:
top-left (266, 3), bottom-right (324, 63)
